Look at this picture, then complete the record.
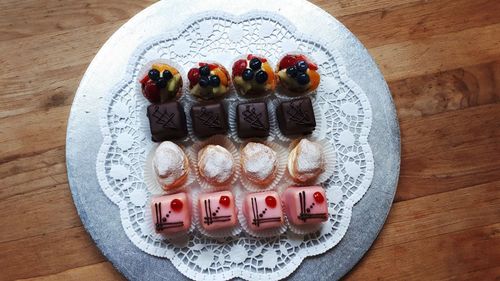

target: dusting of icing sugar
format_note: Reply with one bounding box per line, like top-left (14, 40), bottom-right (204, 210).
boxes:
top-left (198, 145), bottom-right (234, 184)
top-left (296, 139), bottom-right (323, 173)
top-left (153, 141), bottom-right (188, 186)
top-left (241, 142), bottom-right (277, 182)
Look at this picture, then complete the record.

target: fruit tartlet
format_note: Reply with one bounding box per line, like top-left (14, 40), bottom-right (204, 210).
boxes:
top-left (140, 63), bottom-right (183, 103)
top-left (276, 54), bottom-right (320, 95)
top-left (232, 54), bottom-right (276, 97)
top-left (188, 62), bottom-right (230, 100)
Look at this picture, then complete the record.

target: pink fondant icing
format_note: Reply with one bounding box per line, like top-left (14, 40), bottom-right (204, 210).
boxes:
top-left (198, 191), bottom-right (238, 231)
top-left (243, 191), bottom-right (284, 230)
top-left (282, 186), bottom-right (328, 225)
top-left (151, 193), bottom-right (191, 234)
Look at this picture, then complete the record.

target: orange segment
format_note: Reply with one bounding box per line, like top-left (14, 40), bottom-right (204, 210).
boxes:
top-left (212, 68), bottom-right (228, 86)
top-left (152, 63), bottom-right (179, 75)
top-left (308, 70), bottom-right (320, 91)
top-left (262, 62), bottom-right (276, 89)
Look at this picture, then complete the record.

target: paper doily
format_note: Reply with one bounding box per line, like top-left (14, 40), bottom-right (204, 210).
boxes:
top-left (96, 11), bottom-right (373, 281)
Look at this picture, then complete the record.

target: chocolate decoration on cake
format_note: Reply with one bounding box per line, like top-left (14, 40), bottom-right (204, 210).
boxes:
top-left (147, 101), bottom-right (187, 142)
top-left (250, 196), bottom-right (281, 227)
top-left (203, 199), bottom-right (232, 225)
top-left (236, 102), bottom-right (270, 138)
top-left (190, 103), bottom-right (228, 138)
top-left (276, 97), bottom-right (316, 135)
top-left (154, 202), bottom-right (184, 231)
top-left (297, 190), bottom-right (327, 222)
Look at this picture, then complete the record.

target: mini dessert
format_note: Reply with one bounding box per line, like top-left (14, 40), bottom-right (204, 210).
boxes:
top-left (198, 191), bottom-right (237, 231)
top-left (236, 102), bottom-right (270, 138)
top-left (190, 103), bottom-right (228, 138)
top-left (232, 54), bottom-right (276, 97)
top-left (243, 191), bottom-right (284, 231)
top-left (276, 97), bottom-right (316, 135)
top-left (140, 63), bottom-right (183, 103)
top-left (188, 62), bottom-right (230, 100)
top-left (198, 145), bottom-right (235, 186)
top-left (147, 102), bottom-right (188, 142)
top-left (288, 139), bottom-right (324, 183)
top-left (282, 186), bottom-right (328, 225)
top-left (151, 192), bottom-right (191, 234)
top-left (276, 54), bottom-right (320, 95)
top-left (241, 142), bottom-right (278, 186)
top-left (153, 141), bottom-right (190, 190)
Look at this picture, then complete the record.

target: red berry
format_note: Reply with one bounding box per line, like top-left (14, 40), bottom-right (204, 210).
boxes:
top-left (232, 59), bottom-right (247, 76)
top-left (247, 54), bottom-right (253, 60)
top-left (170, 199), bottom-right (183, 211)
top-left (188, 68), bottom-right (200, 85)
top-left (219, 195), bottom-right (231, 207)
top-left (142, 80), bottom-right (161, 103)
top-left (139, 74), bottom-right (149, 85)
top-left (265, 196), bottom-right (277, 208)
top-left (313, 191), bottom-right (324, 204)
top-left (279, 55), bottom-right (298, 70)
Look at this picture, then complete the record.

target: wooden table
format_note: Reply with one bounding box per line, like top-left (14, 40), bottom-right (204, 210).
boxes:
top-left (1, 1), bottom-right (499, 280)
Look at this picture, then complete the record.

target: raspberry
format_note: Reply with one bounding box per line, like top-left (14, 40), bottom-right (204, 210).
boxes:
top-left (232, 59), bottom-right (247, 76)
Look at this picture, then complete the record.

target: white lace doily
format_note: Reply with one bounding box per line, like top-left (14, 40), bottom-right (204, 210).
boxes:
top-left (96, 11), bottom-right (373, 281)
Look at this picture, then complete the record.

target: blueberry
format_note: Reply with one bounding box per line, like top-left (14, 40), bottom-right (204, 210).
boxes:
top-left (156, 77), bottom-right (167, 88)
top-left (249, 58), bottom-right (262, 70)
top-left (209, 75), bottom-right (220, 87)
top-left (199, 65), bottom-right (211, 76)
top-left (162, 70), bottom-right (173, 80)
top-left (148, 69), bottom-right (160, 81)
top-left (296, 73), bottom-right (310, 85)
top-left (296, 60), bottom-right (308, 72)
top-left (286, 66), bottom-right (298, 77)
top-left (255, 70), bottom-right (268, 84)
top-left (242, 69), bottom-right (254, 81)
top-left (199, 76), bottom-right (209, 87)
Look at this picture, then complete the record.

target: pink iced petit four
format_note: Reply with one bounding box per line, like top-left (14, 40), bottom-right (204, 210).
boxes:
top-left (151, 193), bottom-right (191, 234)
top-left (282, 186), bottom-right (328, 225)
top-left (243, 191), bottom-right (284, 230)
top-left (283, 186), bottom-right (328, 225)
top-left (198, 191), bottom-right (238, 231)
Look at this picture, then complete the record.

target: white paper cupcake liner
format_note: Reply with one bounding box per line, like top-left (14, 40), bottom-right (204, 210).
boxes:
top-left (270, 96), bottom-right (325, 142)
top-left (229, 53), bottom-right (276, 100)
top-left (192, 188), bottom-right (242, 238)
top-left (143, 143), bottom-right (195, 195)
top-left (189, 135), bottom-right (240, 191)
top-left (236, 190), bottom-right (288, 238)
top-left (144, 193), bottom-right (195, 240)
top-left (239, 140), bottom-right (287, 192)
top-left (227, 98), bottom-right (276, 143)
top-left (283, 138), bottom-right (336, 186)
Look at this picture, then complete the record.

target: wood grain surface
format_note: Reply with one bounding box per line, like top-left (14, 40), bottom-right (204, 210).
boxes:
top-left (1, 0), bottom-right (499, 280)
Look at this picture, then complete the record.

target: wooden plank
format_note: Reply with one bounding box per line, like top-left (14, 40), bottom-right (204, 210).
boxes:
top-left (398, 103), bottom-right (500, 201)
top-left (18, 262), bottom-right (124, 281)
top-left (311, 0), bottom-right (421, 17)
top-left (345, 223), bottom-right (500, 280)
top-left (0, 106), bottom-right (69, 163)
top-left (338, 0), bottom-right (500, 48)
top-left (375, 181), bottom-right (500, 249)
top-left (372, 23), bottom-right (500, 82)
top-left (0, 227), bottom-right (105, 281)
top-left (389, 60), bottom-right (500, 120)
top-left (0, 182), bottom-right (80, 243)
top-left (0, 22), bottom-right (121, 119)
top-left (0, 0), bottom-right (151, 41)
